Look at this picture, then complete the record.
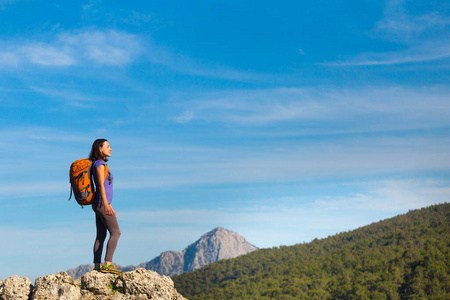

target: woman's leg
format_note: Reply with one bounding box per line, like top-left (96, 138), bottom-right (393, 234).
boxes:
top-left (92, 202), bottom-right (121, 264)
top-left (92, 203), bottom-right (107, 265)
top-left (103, 214), bottom-right (121, 263)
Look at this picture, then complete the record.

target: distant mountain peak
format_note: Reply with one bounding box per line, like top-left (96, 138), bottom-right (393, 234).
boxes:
top-left (141, 227), bottom-right (258, 277)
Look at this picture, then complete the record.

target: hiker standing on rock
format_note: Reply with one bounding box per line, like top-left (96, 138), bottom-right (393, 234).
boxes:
top-left (89, 139), bottom-right (122, 274)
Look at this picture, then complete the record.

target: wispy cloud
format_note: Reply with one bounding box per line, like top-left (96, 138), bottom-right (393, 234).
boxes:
top-left (1, 83), bottom-right (449, 197)
top-left (325, 41), bottom-right (450, 66)
top-left (375, 0), bottom-right (449, 42)
top-left (60, 30), bottom-right (142, 65)
top-left (112, 133), bottom-right (450, 190)
top-left (325, 0), bottom-right (450, 66)
top-left (21, 44), bottom-right (76, 66)
top-left (0, 51), bottom-right (20, 67)
top-left (315, 179), bottom-right (450, 213)
top-left (0, 29), bottom-right (143, 67)
top-left (143, 43), bottom-right (269, 82)
top-left (0, 126), bottom-right (91, 144)
top-left (29, 86), bottom-right (127, 108)
top-left (171, 86), bottom-right (450, 129)
top-left (0, 27), bottom-right (268, 81)
top-left (2, 121), bottom-right (448, 199)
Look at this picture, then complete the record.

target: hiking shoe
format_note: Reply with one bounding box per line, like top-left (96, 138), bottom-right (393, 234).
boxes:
top-left (100, 264), bottom-right (122, 275)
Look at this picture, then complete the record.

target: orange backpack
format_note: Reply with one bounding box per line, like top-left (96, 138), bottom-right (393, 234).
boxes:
top-left (68, 158), bottom-right (109, 206)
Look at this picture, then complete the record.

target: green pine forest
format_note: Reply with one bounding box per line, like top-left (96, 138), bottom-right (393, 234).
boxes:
top-left (173, 203), bottom-right (450, 299)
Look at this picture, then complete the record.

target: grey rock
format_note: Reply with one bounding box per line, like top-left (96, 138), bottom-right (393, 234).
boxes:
top-left (80, 270), bottom-right (117, 295)
top-left (31, 271), bottom-right (81, 300)
top-left (119, 268), bottom-right (185, 300)
top-left (0, 269), bottom-right (186, 300)
top-left (0, 275), bottom-right (32, 300)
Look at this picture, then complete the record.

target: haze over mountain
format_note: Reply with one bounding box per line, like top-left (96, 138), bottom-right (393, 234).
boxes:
top-left (67, 227), bottom-right (258, 279)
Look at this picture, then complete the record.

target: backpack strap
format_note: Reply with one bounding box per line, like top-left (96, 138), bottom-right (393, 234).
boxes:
top-left (90, 161), bottom-right (95, 193)
top-left (104, 164), bottom-right (109, 185)
top-left (68, 184), bottom-right (73, 201)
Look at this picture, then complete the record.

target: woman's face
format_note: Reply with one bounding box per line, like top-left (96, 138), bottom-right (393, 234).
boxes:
top-left (99, 141), bottom-right (112, 159)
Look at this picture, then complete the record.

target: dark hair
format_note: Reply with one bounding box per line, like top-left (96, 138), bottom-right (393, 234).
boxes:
top-left (89, 139), bottom-right (109, 162)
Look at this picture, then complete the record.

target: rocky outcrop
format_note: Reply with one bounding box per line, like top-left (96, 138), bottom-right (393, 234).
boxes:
top-left (0, 275), bottom-right (32, 300)
top-left (140, 227), bottom-right (258, 277)
top-left (0, 269), bottom-right (186, 300)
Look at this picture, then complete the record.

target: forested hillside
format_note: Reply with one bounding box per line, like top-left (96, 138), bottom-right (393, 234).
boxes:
top-left (173, 203), bottom-right (450, 299)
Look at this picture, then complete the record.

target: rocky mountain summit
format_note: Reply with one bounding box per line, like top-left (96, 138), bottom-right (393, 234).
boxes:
top-left (139, 226), bottom-right (258, 277)
top-left (68, 227), bottom-right (258, 278)
top-left (0, 268), bottom-right (186, 300)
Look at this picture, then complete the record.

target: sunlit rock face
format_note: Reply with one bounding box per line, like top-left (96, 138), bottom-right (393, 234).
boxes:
top-left (139, 227), bottom-right (259, 277)
top-left (0, 268), bottom-right (186, 300)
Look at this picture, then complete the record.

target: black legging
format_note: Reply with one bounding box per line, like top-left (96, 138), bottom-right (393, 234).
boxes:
top-left (92, 202), bottom-right (121, 263)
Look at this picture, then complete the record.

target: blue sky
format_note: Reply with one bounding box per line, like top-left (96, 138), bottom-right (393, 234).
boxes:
top-left (0, 0), bottom-right (449, 281)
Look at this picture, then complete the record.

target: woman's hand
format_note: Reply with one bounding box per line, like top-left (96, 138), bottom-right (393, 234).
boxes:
top-left (105, 203), bottom-right (113, 216)
top-left (104, 204), bottom-right (117, 218)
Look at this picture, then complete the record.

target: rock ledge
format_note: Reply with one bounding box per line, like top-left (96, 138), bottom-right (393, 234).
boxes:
top-left (0, 268), bottom-right (186, 300)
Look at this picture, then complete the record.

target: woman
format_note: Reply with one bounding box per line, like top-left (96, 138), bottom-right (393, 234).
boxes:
top-left (89, 139), bottom-right (121, 274)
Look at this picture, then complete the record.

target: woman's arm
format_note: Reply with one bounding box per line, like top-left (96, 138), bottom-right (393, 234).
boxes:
top-left (96, 164), bottom-right (113, 216)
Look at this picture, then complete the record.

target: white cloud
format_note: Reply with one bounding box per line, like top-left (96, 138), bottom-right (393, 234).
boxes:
top-left (315, 179), bottom-right (450, 213)
top-left (60, 30), bottom-right (142, 66)
top-left (0, 51), bottom-right (20, 67)
top-left (0, 182), bottom-right (66, 201)
top-left (143, 45), bottom-right (267, 81)
top-left (0, 28), bottom-right (263, 81)
top-left (1, 81), bottom-right (449, 196)
top-left (171, 86), bottom-right (450, 129)
top-left (376, 0), bottom-right (449, 42)
top-left (325, 0), bottom-right (450, 66)
top-left (29, 86), bottom-right (122, 107)
top-left (0, 29), bottom-right (143, 68)
top-left (173, 110), bottom-right (195, 123)
top-left (112, 130), bottom-right (450, 189)
top-left (325, 40), bottom-right (450, 66)
top-left (21, 44), bottom-right (76, 66)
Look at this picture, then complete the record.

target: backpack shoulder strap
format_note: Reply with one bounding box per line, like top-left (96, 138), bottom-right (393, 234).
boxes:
top-left (104, 164), bottom-right (109, 184)
top-left (89, 160), bottom-right (95, 192)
